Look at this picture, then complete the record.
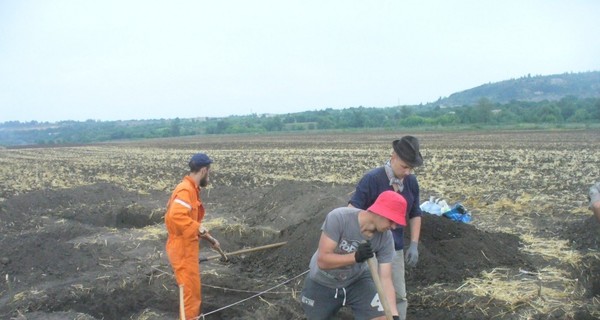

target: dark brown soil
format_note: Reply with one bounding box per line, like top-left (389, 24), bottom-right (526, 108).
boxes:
top-left (564, 216), bottom-right (600, 299)
top-left (0, 180), bottom-right (598, 319)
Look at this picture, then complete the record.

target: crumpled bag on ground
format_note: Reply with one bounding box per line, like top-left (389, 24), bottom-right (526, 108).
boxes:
top-left (442, 203), bottom-right (472, 223)
top-left (420, 196), bottom-right (450, 216)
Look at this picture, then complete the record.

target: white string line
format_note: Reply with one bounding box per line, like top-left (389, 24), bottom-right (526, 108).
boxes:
top-left (151, 266), bottom-right (301, 294)
top-left (193, 269), bottom-right (310, 320)
top-left (202, 283), bottom-right (294, 295)
top-left (151, 265), bottom-right (309, 319)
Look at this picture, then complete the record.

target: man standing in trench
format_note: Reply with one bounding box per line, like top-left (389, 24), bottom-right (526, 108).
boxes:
top-left (349, 135), bottom-right (424, 320)
top-left (165, 152), bottom-right (221, 319)
top-left (301, 190), bottom-right (406, 320)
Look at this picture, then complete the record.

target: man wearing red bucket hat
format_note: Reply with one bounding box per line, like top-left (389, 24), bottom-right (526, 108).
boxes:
top-left (301, 191), bottom-right (407, 320)
top-left (349, 135), bottom-right (424, 320)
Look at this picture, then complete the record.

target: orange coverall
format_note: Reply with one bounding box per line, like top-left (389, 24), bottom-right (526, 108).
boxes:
top-left (165, 176), bottom-right (205, 319)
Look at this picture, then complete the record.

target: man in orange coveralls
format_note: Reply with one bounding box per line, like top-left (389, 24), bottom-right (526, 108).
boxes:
top-left (165, 152), bottom-right (221, 319)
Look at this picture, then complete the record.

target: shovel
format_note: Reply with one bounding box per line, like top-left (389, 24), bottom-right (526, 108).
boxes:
top-left (200, 241), bottom-right (287, 263)
top-left (214, 246), bottom-right (229, 262)
top-left (367, 257), bottom-right (393, 320)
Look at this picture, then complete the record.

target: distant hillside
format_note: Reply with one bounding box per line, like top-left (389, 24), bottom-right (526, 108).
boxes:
top-left (2, 71), bottom-right (599, 147)
top-left (433, 71), bottom-right (600, 107)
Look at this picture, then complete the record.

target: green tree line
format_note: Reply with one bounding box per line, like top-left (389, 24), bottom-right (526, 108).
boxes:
top-left (205, 96), bottom-right (599, 133)
top-left (1, 96), bottom-right (599, 146)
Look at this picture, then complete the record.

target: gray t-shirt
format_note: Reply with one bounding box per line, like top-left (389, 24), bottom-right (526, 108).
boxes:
top-left (308, 207), bottom-right (395, 288)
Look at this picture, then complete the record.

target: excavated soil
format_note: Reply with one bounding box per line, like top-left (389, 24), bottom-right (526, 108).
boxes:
top-left (3, 178), bottom-right (596, 320)
top-left (2, 128), bottom-right (600, 320)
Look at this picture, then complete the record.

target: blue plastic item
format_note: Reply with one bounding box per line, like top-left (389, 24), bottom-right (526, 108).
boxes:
top-left (442, 203), bottom-right (472, 223)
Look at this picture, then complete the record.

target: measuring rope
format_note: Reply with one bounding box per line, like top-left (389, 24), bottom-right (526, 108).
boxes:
top-left (190, 269), bottom-right (310, 320)
top-left (202, 283), bottom-right (294, 295)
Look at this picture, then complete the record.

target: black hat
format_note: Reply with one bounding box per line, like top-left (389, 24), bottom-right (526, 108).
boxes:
top-left (392, 136), bottom-right (423, 167)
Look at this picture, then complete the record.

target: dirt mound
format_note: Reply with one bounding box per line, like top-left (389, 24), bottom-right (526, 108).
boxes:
top-left (2, 183), bottom-right (166, 230)
top-left (0, 181), bottom-right (567, 319)
top-left (0, 183), bottom-right (172, 319)
top-left (241, 210), bottom-right (531, 288)
top-left (405, 214), bottom-right (531, 285)
top-left (236, 181), bottom-right (351, 278)
top-left (565, 216), bottom-right (600, 251)
top-left (564, 216), bottom-right (600, 298)
top-left (206, 180), bottom-right (353, 230)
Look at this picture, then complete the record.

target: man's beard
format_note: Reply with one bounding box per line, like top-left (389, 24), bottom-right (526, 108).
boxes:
top-left (199, 175), bottom-right (209, 187)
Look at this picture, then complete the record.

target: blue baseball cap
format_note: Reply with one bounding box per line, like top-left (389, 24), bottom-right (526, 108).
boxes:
top-left (189, 153), bottom-right (213, 169)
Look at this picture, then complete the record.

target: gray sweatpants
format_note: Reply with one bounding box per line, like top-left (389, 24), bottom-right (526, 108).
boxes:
top-left (392, 249), bottom-right (407, 320)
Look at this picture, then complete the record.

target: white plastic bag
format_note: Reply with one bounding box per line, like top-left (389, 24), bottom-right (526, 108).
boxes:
top-left (420, 196), bottom-right (443, 215)
top-left (437, 199), bottom-right (451, 214)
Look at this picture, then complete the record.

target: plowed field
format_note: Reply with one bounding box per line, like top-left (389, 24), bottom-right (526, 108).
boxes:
top-left (1, 130), bottom-right (599, 319)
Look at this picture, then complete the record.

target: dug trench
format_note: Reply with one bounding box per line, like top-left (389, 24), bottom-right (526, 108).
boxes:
top-left (0, 181), bottom-right (598, 319)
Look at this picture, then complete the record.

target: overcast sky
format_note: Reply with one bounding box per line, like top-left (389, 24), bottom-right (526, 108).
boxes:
top-left (1, 1), bottom-right (599, 122)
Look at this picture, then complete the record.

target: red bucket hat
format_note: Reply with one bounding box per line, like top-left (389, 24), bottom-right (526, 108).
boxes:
top-left (367, 191), bottom-right (407, 226)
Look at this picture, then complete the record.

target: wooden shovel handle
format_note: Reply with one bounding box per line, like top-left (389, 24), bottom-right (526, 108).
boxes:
top-left (179, 285), bottom-right (186, 320)
top-left (199, 241), bottom-right (287, 262)
top-left (367, 257), bottom-right (393, 320)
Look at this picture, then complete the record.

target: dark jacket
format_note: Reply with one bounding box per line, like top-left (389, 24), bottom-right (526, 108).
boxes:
top-left (349, 166), bottom-right (422, 250)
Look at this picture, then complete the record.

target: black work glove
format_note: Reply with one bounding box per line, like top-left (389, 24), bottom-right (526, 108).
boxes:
top-left (354, 241), bottom-right (374, 263)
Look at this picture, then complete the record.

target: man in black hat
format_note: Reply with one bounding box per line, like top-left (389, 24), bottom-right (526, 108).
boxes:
top-left (348, 135), bottom-right (424, 320)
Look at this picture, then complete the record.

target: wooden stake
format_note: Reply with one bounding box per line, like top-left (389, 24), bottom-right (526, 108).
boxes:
top-left (179, 285), bottom-right (186, 320)
top-left (367, 257), bottom-right (393, 320)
